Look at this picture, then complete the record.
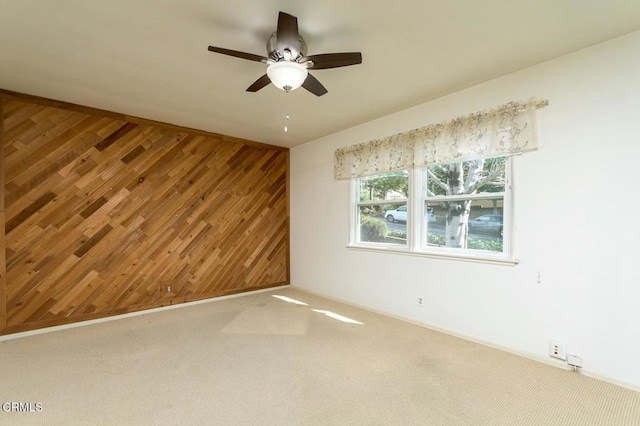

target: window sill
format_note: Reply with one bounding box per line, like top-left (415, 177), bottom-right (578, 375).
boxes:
top-left (346, 244), bottom-right (519, 266)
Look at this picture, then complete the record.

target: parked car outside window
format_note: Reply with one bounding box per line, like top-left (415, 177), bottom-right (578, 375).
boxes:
top-left (468, 214), bottom-right (503, 236)
top-left (385, 206), bottom-right (436, 223)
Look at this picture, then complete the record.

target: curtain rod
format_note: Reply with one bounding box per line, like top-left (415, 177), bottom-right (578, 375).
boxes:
top-left (535, 99), bottom-right (549, 109)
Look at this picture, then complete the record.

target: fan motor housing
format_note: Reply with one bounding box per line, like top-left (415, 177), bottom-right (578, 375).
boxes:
top-left (267, 31), bottom-right (307, 61)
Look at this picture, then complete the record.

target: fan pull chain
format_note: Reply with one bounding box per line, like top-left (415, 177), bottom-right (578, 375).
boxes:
top-left (284, 114), bottom-right (290, 133)
top-left (283, 92), bottom-right (291, 133)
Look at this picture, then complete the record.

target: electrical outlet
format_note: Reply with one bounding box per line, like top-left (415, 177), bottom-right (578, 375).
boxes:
top-left (417, 296), bottom-right (425, 307)
top-left (549, 340), bottom-right (567, 360)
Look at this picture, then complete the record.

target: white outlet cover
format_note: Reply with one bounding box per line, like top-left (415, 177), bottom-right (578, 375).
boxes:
top-left (549, 340), bottom-right (567, 360)
top-left (567, 354), bottom-right (583, 368)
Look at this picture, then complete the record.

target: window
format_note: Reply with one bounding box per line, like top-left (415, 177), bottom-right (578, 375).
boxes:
top-left (351, 157), bottom-right (513, 262)
top-left (422, 156), bottom-right (508, 256)
top-left (340, 99), bottom-right (546, 263)
top-left (355, 171), bottom-right (409, 247)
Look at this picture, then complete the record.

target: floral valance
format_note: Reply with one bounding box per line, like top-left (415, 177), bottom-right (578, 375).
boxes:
top-left (334, 99), bottom-right (547, 180)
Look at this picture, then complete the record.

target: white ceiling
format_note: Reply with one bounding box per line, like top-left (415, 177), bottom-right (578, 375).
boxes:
top-left (2, 1), bottom-right (640, 148)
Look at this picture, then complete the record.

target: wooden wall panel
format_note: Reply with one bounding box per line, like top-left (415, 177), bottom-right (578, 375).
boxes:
top-left (0, 95), bottom-right (289, 334)
top-left (0, 98), bottom-right (6, 331)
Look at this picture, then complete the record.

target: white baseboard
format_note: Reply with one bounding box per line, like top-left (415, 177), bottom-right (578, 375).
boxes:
top-left (292, 285), bottom-right (640, 393)
top-left (0, 285), bottom-right (290, 342)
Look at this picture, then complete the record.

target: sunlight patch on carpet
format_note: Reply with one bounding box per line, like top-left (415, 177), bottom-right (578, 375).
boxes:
top-left (311, 309), bottom-right (364, 325)
top-left (272, 295), bottom-right (309, 305)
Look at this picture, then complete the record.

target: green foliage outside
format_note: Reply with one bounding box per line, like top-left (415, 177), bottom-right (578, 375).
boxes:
top-left (369, 228), bottom-right (502, 251)
top-left (427, 233), bottom-right (445, 246)
top-left (360, 217), bottom-right (388, 242)
top-left (387, 229), bottom-right (407, 239)
top-left (468, 238), bottom-right (503, 252)
top-left (427, 232), bottom-right (502, 252)
top-left (360, 171), bottom-right (409, 201)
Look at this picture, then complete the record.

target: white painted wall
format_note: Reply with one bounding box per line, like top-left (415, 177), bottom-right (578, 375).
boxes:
top-left (290, 30), bottom-right (640, 389)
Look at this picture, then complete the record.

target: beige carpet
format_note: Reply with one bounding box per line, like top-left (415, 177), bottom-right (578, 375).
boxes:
top-left (1, 287), bottom-right (639, 425)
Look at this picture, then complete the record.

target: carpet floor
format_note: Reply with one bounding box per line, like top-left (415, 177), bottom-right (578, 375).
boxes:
top-left (1, 287), bottom-right (639, 425)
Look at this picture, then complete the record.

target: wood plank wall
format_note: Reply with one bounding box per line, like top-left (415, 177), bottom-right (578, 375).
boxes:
top-left (0, 98), bottom-right (6, 331)
top-left (0, 92), bottom-right (289, 335)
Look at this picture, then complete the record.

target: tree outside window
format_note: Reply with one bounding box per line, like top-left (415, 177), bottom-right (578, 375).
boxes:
top-left (424, 156), bottom-right (507, 253)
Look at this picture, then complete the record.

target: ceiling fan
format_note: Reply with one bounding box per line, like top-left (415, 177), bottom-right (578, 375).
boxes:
top-left (207, 11), bottom-right (362, 96)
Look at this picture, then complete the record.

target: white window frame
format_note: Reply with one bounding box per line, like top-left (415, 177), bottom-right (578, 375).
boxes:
top-left (351, 171), bottom-right (411, 250)
top-left (348, 158), bottom-right (517, 265)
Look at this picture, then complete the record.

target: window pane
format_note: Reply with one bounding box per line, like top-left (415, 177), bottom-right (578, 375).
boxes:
top-left (425, 198), bottom-right (503, 253)
top-left (423, 157), bottom-right (506, 197)
top-left (360, 171), bottom-right (409, 202)
top-left (358, 203), bottom-right (407, 246)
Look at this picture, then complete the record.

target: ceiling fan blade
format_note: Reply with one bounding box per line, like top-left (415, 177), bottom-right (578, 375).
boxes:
top-left (302, 52), bottom-right (363, 70)
top-left (277, 12), bottom-right (300, 58)
top-left (207, 46), bottom-right (268, 63)
top-left (302, 73), bottom-right (328, 97)
top-left (246, 74), bottom-right (272, 92)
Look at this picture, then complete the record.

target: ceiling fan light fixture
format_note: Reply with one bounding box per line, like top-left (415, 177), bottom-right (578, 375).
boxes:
top-left (267, 61), bottom-right (308, 92)
top-left (208, 12), bottom-right (361, 96)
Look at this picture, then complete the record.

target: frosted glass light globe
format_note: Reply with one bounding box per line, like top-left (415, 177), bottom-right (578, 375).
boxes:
top-left (267, 61), bottom-right (308, 92)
